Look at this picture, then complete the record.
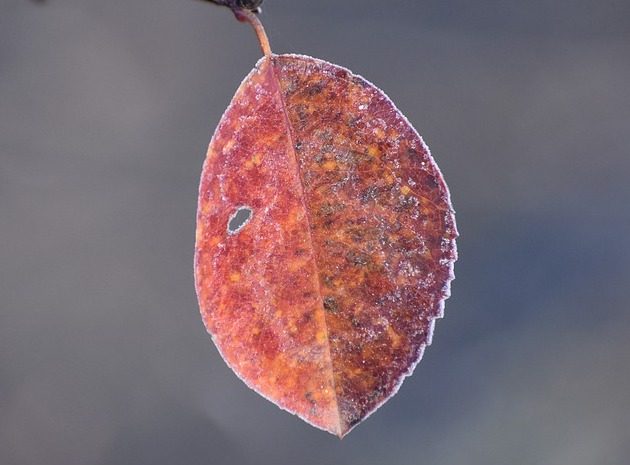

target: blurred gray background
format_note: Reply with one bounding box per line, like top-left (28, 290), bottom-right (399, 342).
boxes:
top-left (1, 0), bottom-right (629, 464)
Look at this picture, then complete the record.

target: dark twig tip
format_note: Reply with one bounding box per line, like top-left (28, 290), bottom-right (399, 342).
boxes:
top-left (199, 0), bottom-right (263, 14)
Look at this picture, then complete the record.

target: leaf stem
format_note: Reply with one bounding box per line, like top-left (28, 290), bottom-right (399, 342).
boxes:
top-left (197, 1), bottom-right (271, 57)
top-left (233, 8), bottom-right (272, 57)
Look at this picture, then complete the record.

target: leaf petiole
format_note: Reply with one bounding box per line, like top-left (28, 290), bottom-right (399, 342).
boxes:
top-left (198, 0), bottom-right (271, 57)
top-left (233, 8), bottom-right (272, 57)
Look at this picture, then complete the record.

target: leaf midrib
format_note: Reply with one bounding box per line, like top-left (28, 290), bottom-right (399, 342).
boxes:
top-left (266, 55), bottom-right (345, 437)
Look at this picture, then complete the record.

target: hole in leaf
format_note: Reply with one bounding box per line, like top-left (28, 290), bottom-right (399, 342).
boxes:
top-left (227, 206), bottom-right (252, 234)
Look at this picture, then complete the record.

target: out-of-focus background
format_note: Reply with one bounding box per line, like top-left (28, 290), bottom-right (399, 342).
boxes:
top-left (1, 0), bottom-right (629, 463)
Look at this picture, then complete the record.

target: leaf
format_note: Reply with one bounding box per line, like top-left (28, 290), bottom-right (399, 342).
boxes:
top-left (194, 54), bottom-right (457, 437)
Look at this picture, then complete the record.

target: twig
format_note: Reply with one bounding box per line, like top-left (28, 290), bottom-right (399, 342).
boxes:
top-left (197, 0), bottom-right (263, 14)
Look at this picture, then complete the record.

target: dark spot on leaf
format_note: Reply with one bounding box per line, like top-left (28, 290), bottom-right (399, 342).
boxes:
top-left (323, 296), bottom-right (339, 313)
top-left (395, 194), bottom-right (419, 211)
top-left (322, 274), bottom-right (334, 288)
top-left (306, 82), bottom-right (324, 96)
top-left (368, 386), bottom-right (386, 401)
top-left (321, 143), bottom-right (334, 154)
top-left (347, 116), bottom-right (361, 128)
top-left (407, 147), bottom-right (419, 158)
top-left (318, 202), bottom-right (344, 217)
top-left (360, 186), bottom-right (379, 203)
top-left (295, 104), bottom-right (309, 126)
top-left (313, 152), bottom-right (325, 164)
top-left (346, 250), bottom-right (370, 267)
top-left (390, 221), bottom-right (402, 232)
top-left (347, 228), bottom-right (365, 243)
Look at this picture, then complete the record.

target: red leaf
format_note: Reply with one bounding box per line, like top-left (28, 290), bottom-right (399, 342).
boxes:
top-left (195, 53), bottom-right (457, 437)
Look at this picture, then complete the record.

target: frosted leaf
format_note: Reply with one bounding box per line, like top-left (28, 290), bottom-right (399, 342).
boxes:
top-left (195, 53), bottom-right (458, 438)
